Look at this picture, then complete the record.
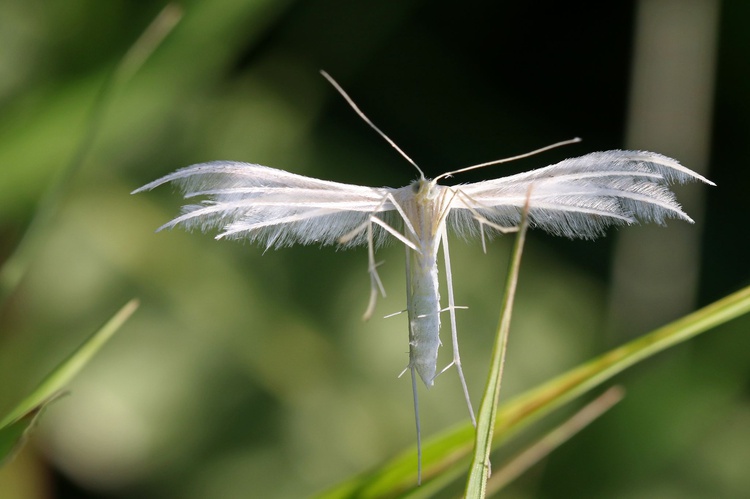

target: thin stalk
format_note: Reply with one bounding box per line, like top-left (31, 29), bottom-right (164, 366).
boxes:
top-left (485, 386), bottom-right (624, 495)
top-left (465, 198), bottom-right (530, 497)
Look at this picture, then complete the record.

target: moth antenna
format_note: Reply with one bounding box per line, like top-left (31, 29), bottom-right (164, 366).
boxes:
top-left (320, 70), bottom-right (425, 179)
top-left (433, 137), bottom-right (582, 183)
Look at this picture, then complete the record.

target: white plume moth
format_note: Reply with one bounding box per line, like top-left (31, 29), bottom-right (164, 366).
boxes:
top-left (133, 71), bottom-right (713, 483)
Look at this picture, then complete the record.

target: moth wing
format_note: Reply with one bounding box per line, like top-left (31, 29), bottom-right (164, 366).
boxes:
top-left (448, 150), bottom-right (713, 239)
top-left (133, 161), bottom-right (397, 248)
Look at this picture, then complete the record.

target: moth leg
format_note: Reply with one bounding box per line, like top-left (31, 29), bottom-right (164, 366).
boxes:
top-left (384, 309), bottom-right (407, 319)
top-left (454, 189), bottom-right (520, 253)
top-left (338, 193), bottom-right (420, 248)
top-left (339, 194), bottom-right (421, 320)
top-left (363, 217), bottom-right (423, 320)
top-left (440, 229), bottom-right (477, 426)
top-left (361, 221), bottom-right (387, 320)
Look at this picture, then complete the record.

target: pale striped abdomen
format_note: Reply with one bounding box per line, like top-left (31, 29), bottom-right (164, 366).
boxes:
top-left (407, 236), bottom-right (442, 387)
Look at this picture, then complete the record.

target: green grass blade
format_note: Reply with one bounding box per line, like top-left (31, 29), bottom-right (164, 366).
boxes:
top-left (0, 299), bottom-right (139, 463)
top-left (485, 386), bottom-right (624, 495)
top-left (316, 284), bottom-right (750, 498)
top-left (0, 392), bottom-right (66, 467)
top-left (465, 207), bottom-right (530, 498)
top-left (496, 284), bottom-right (750, 436)
top-left (0, 5), bottom-right (182, 304)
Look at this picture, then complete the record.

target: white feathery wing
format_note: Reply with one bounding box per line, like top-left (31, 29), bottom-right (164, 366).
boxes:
top-left (448, 150), bottom-right (713, 240)
top-left (133, 161), bottom-right (395, 248)
top-left (132, 74), bottom-right (713, 485)
top-left (132, 150), bottom-right (712, 247)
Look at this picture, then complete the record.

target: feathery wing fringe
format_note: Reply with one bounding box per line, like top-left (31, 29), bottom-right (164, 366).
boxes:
top-left (449, 150), bottom-right (714, 240)
top-left (133, 151), bottom-right (713, 246)
top-left (132, 161), bottom-right (396, 248)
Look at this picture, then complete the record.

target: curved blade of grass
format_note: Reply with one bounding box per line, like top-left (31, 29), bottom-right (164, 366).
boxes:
top-left (0, 4), bottom-right (182, 304)
top-left (465, 198), bottom-right (530, 497)
top-left (316, 284), bottom-right (750, 498)
top-left (485, 386), bottom-right (624, 495)
top-left (0, 392), bottom-right (66, 467)
top-left (0, 299), bottom-right (139, 464)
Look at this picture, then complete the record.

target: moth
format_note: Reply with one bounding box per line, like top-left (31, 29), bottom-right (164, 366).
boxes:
top-left (133, 71), bottom-right (713, 482)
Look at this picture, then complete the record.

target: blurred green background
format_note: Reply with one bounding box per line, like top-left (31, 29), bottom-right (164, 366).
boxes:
top-left (0, 1), bottom-right (748, 497)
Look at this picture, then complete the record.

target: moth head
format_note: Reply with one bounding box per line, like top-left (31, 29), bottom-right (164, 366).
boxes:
top-left (412, 178), bottom-right (440, 200)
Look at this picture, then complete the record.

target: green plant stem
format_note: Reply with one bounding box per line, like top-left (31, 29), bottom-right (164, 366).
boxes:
top-left (465, 207), bottom-right (529, 498)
